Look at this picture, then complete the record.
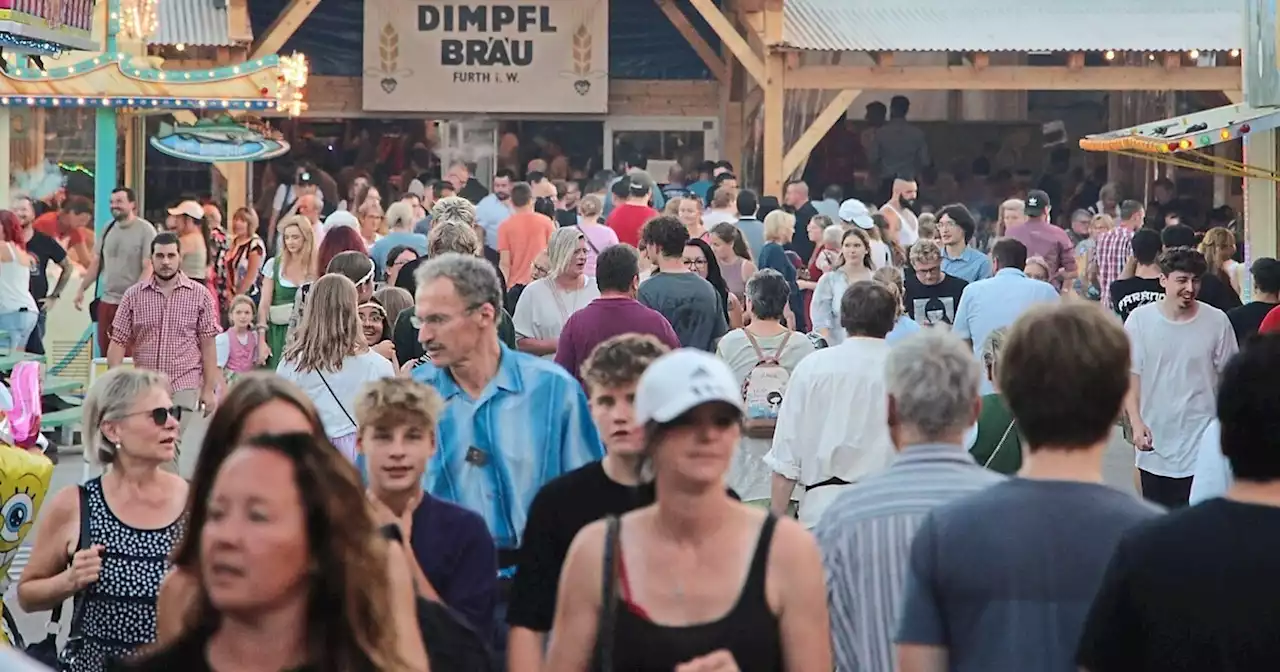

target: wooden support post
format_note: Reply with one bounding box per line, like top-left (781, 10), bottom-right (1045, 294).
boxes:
top-left (873, 51), bottom-right (894, 67)
top-left (249, 0), bottom-right (320, 60)
top-left (1245, 130), bottom-right (1278, 273)
top-left (654, 0), bottom-right (726, 81)
top-left (972, 52), bottom-right (990, 70)
top-left (1162, 52), bottom-right (1182, 70)
top-left (782, 89), bottom-right (859, 177)
top-left (1066, 52), bottom-right (1085, 71)
top-left (761, 2), bottom-right (784, 197)
top-left (690, 0), bottom-right (766, 86)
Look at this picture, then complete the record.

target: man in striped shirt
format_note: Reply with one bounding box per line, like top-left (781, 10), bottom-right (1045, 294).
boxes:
top-left (815, 330), bottom-right (1003, 672)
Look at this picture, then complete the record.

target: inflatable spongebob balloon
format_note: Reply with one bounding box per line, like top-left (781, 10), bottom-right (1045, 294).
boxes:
top-left (0, 446), bottom-right (53, 645)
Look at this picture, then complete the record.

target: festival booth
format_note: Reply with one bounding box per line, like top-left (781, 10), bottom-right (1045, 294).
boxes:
top-left (1078, 0), bottom-right (1277, 298)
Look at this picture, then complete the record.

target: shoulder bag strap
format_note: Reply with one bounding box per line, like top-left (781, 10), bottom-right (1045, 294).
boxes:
top-left (316, 370), bottom-right (357, 428)
top-left (983, 420), bottom-right (1018, 470)
top-left (94, 222), bottom-right (116, 280)
top-left (62, 484), bottom-right (91, 638)
top-left (595, 515), bottom-right (621, 672)
top-left (575, 225), bottom-right (601, 255)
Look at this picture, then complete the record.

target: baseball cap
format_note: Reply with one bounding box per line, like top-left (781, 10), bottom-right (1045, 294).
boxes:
top-left (1025, 190), bottom-right (1051, 216)
top-left (838, 199), bottom-right (875, 230)
top-left (635, 349), bottom-right (744, 425)
top-left (167, 200), bottom-right (204, 220)
top-left (626, 169), bottom-right (654, 196)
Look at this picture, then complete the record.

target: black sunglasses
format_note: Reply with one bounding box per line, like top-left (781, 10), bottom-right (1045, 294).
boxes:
top-left (124, 406), bottom-right (185, 426)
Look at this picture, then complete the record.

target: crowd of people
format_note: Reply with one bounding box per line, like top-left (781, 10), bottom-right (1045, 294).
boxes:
top-left (1, 148), bottom-right (1278, 672)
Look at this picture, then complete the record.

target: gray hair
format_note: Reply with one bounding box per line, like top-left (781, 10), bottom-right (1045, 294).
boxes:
top-left (546, 227), bottom-right (584, 277)
top-left (822, 224), bottom-right (844, 247)
top-left (83, 367), bottom-right (170, 465)
top-left (414, 252), bottom-right (503, 313)
top-left (886, 330), bottom-right (982, 440)
top-left (744, 268), bottom-right (789, 320)
top-left (430, 195), bottom-right (476, 227)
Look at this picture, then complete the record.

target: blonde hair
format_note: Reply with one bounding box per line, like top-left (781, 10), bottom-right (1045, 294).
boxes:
top-left (226, 294), bottom-right (256, 319)
top-left (427, 221), bottom-right (480, 257)
top-left (1091, 213), bottom-right (1115, 233)
top-left (546, 227), bottom-right (584, 277)
top-left (230, 207), bottom-right (257, 236)
top-left (1199, 227), bottom-right (1237, 275)
top-left (917, 213), bottom-right (938, 241)
top-left (908, 238), bottom-right (942, 266)
top-left (84, 368), bottom-right (170, 465)
top-left (982, 326), bottom-right (1009, 371)
top-left (278, 215), bottom-right (316, 281)
top-left (578, 193), bottom-right (603, 220)
top-left (283, 274), bottom-right (364, 372)
top-left (872, 266), bottom-right (905, 319)
top-left (763, 210), bottom-right (795, 243)
top-left (374, 286), bottom-right (412, 323)
top-left (354, 377), bottom-right (444, 434)
top-left (385, 201), bottom-right (416, 232)
top-left (431, 195), bottom-right (476, 227)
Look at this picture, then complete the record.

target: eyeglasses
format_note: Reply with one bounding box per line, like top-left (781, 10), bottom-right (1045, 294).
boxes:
top-left (915, 265), bottom-right (942, 276)
top-left (682, 258), bottom-right (708, 269)
top-left (123, 406), bottom-right (185, 426)
top-left (410, 303), bottom-right (484, 329)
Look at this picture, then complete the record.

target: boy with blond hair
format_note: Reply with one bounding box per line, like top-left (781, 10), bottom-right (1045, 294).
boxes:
top-left (355, 377), bottom-right (497, 638)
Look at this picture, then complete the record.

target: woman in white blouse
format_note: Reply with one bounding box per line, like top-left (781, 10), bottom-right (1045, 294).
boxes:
top-left (275, 274), bottom-right (394, 462)
top-left (512, 227), bottom-right (599, 358)
top-left (810, 227), bottom-right (875, 345)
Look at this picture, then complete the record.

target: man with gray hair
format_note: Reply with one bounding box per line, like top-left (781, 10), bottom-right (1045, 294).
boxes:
top-left (410, 252), bottom-right (603, 657)
top-left (765, 281), bottom-right (899, 527)
top-left (815, 330), bottom-right (1003, 672)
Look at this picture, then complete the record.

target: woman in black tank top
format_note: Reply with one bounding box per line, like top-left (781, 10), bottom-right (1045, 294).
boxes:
top-left (543, 350), bottom-right (832, 671)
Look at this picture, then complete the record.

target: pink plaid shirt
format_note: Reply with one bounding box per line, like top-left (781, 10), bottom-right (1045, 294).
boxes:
top-left (111, 273), bottom-right (220, 392)
top-left (1095, 226), bottom-right (1134, 310)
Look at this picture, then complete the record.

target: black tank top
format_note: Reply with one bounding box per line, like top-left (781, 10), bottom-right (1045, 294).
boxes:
top-left (607, 515), bottom-right (783, 671)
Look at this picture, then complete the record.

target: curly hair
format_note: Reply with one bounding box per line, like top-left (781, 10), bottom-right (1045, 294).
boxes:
top-left (581, 333), bottom-right (671, 393)
top-left (430, 195), bottom-right (476, 227)
top-left (427, 220), bottom-right (480, 257)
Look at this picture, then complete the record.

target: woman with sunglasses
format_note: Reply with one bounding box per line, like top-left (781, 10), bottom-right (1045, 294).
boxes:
top-left (544, 350), bottom-right (831, 672)
top-left (19, 368), bottom-right (188, 672)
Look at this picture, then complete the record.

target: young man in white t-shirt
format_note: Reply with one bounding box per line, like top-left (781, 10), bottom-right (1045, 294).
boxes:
top-left (1124, 247), bottom-right (1238, 508)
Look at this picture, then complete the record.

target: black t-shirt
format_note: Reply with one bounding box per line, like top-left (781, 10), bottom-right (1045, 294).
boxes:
top-left (1227, 300), bottom-right (1279, 344)
top-left (1198, 272), bottom-right (1243, 313)
top-left (506, 461), bottom-right (654, 632)
top-left (903, 272), bottom-right (968, 327)
top-left (1077, 498), bottom-right (1280, 672)
top-left (1110, 277), bottom-right (1163, 323)
top-left (109, 630), bottom-right (327, 671)
top-left (25, 230), bottom-right (66, 301)
top-left (397, 248), bottom-right (507, 298)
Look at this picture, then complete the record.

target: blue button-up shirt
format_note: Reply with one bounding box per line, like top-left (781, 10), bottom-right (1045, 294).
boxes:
top-left (942, 246), bottom-right (993, 283)
top-left (475, 194), bottom-right (513, 249)
top-left (952, 268), bottom-right (1060, 392)
top-left (412, 345), bottom-right (604, 552)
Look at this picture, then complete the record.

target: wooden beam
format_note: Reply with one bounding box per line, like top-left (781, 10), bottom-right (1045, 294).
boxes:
top-left (873, 51), bottom-right (893, 67)
top-left (249, 0), bottom-right (320, 60)
top-left (654, 0), bottom-right (726, 81)
top-left (690, 0), bottom-right (766, 87)
top-left (761, 5), bottom-right (784, 197)
top-left (1225, 90), bottom-right (1243, 103)
top-left (1066, 52), bottom-right (1085, 71)
top-left (783, 89), bottom-right (859, 177)
top-left (784, 65), bottom-right (1242, 91)
top-left (971, 52), bottom-right (989, 70)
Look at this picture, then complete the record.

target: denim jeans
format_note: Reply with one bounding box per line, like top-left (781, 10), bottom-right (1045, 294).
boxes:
top-left (0, 311), bottom-right (37, 351)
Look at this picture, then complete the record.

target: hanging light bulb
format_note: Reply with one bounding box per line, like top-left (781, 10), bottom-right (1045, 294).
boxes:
top-left (1189, 49), bottom-right (1200, 59)
top-left (1104, 50), bottom-right (1115, 61)
top-left (119, 0), bottom-right (160, 40)
top-left (1230, 49), bottom-right (1241, 58)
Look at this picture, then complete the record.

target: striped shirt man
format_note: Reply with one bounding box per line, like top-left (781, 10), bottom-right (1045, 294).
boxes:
top-left (413, 344), bottom-right (604, 565)
top-left (815, 444), bottom-right (1004, 672)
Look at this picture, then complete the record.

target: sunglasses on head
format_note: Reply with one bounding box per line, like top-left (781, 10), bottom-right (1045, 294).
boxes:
top-left (126, 406), bottom-right (185, 426)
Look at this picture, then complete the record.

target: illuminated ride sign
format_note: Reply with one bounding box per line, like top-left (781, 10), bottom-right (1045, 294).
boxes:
top-left (0, 0), bottom-right (97, 56)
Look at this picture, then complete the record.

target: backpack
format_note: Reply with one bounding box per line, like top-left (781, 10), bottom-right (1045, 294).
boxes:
top-left (741, 330), bottom-right (793, 439)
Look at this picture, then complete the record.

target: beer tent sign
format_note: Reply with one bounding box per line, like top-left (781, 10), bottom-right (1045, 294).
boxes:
top-left (363, 1), bottom-right (609, 113)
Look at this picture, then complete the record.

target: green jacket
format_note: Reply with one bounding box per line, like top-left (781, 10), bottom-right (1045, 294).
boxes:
top-left (970, 393), bottom-right (1022, 475)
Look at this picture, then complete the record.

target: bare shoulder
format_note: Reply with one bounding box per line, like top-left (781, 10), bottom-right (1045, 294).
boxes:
top-left (768, 515), bottom-right (823, 570)
top-left (36, 484), bottom-right (82, 544)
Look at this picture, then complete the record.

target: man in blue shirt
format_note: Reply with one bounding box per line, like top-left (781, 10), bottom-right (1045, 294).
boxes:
top-left (936, 204), bottom-right (992, 282)
top-left (475, 169), bottom-right (515, 249)
top-left (952, 238), bottom-right (1059, 392)
top-left (410, 251), bottom-right (603, 655)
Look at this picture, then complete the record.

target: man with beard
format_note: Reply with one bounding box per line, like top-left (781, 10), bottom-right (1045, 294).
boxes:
top-left (880, 176), bottom-right (921, 247)
top-left (107, 232), bottom-right (219, 477)
top-left (1123, 247), bottom-right (1237, 509)
top-left (476, 169), bottom-right (515, 249)
top-left (73, 187), bottom-right (155, 355)
top-left (12, 195), bottom-right (72, 355)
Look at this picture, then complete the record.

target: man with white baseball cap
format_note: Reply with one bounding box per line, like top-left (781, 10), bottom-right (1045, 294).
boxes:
top-left (839, 199), bottom-right (891, 269)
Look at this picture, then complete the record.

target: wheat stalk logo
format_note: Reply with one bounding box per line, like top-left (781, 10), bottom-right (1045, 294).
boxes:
top-left (380, 23), bottom-right (399, 73)
top-left (572, 23), bottom-right (591, 77)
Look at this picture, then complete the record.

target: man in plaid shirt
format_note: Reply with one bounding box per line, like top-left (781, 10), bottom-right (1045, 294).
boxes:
top-left (1095, 200), bottom-right (1146, 311)
top-left (108, 231), bottom-right (220, 477)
